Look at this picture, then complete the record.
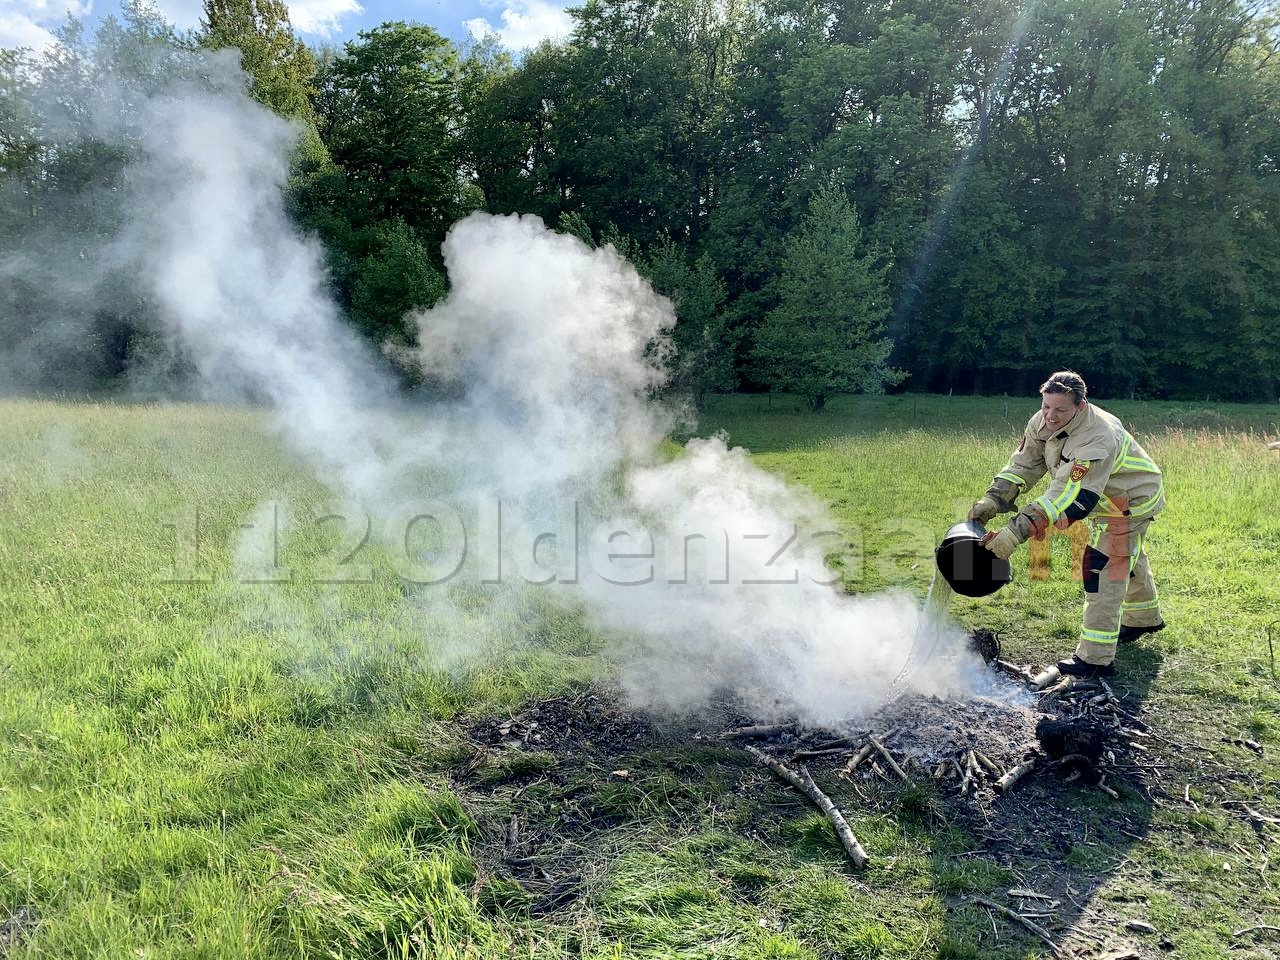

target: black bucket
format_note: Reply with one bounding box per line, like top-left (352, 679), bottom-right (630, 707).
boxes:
top-left (936, 521), bottom-right (1012, 597)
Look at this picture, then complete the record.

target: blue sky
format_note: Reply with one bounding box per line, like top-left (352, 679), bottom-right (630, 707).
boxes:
top-left (1, 0), bottom-right (575, 56)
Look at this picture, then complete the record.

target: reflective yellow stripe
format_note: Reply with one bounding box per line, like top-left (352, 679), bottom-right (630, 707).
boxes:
top-left (997, 471), bottom-right (1026, 486)
top-left (1120, 432), bottom-right (1160, 473)
top-left (1094, 495), bottom-right (1122, 517)
top-left (1122, 597), bottom-right (1161, 610)
top-left (1122, 455), bottom-right (1159, 473)
top-left (1034, 468), bottom-right (1082, 523)
top-left (1053, 481), bottom-right (1080, 512)
top-left (1033, 494), bottom-right (1062, 522)
top-left (1128, 480), bottom-right (1164, 517)
top-left (1080, 627), bottom-right (1119, 644)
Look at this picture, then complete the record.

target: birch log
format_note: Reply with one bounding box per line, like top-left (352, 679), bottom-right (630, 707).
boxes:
top-left (746, 746), bottom-right (869, 868)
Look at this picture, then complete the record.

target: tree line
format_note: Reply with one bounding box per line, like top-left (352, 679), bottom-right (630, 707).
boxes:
top-left (2, 0), bottom-right (1278, 403)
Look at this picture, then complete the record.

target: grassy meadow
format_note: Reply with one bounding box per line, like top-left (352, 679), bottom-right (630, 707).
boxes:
top-left (2, 394), bottom-right (1279, 959)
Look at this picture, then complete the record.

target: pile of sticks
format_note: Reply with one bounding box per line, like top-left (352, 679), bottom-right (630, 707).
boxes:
top-left (930, 747), bottom-right (1036, 795)
top-left (1035, 669), bottom-right (1148, 737)
top-left (716, 658), bottom-right (1153, 866)
top-left (836, 729), bottom-right (913, 783)
top-left (832, 729), bottom-right (1036, 795)
top-left (719, 724), bottom-right (923, 784)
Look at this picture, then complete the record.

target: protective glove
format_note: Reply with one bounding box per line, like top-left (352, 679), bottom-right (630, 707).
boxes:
top-left (968, 496), bottom-right (1000, 524)
top-left (1007, 506), bottom-right (1050, 541)
top-left (980, 526), bottom-right (1020, 560)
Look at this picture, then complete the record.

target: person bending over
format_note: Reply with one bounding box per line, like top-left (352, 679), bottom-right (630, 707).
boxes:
top-left (969, 370), bottom-right (1166, 678)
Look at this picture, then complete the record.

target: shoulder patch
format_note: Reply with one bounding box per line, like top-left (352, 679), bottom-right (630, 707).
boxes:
top-left (1069, 460), bottom-right (1091, 483)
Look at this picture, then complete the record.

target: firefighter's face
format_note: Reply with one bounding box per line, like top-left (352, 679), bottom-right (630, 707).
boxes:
top-left (1041, 392), bottom-right (1080, 430)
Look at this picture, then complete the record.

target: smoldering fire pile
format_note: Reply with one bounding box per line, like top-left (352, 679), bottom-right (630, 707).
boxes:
top-left (722, 630), bottom-right (1153, 868)
top-left (453, 630), bottom-right (1155, 897)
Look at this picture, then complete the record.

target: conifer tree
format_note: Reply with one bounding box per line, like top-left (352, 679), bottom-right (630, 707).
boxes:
top-left (754, 183), bottom-right (901, 409)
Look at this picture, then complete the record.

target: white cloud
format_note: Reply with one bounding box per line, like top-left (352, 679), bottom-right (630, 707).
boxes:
top-left (0, 12), bottom-right (56, 52)
top-left (149, 0), bottom-right (360, 38)
top-left (465, 0), bottom-right (570, 50)
top-left (0, 0), bottom-right (90, 54)
top-left (286, 0), bottom-right (361, 38)
top-left (0, 0), bottom-right (359, 55)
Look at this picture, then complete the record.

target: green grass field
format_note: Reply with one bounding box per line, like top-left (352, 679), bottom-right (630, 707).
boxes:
top-left (2, 394), bottom-right (1278, 959)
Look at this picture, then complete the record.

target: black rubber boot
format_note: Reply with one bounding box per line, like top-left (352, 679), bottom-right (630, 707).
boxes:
top-left (1118, 621), bottom-right (1165, 644)
top-left (1056, 655), bottom-right (1115, 679)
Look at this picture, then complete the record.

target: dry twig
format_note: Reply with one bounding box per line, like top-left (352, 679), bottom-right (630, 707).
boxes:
top-left (841, 728), bottom-right (900, 775)
top-left (974, 751), bottom-right (1002, 776)
top-left (805, 736), bottom-right (857, 752)
top-left (869, 736), bottom-right (911, 783)
top-left (967, 896), bottom-right (1063, 957)
top-left (1032, 666), bottom-right (1061, 690)
top-left (793, 746), bottom-right (853, 760)
top-left (746, 746), bottom-right (868, 868)
top-left (992, 659), bottom-right (1037, 685)
top-left (721, 722), bottom-right (796, 739)
top-left (1223, 801), bottom-right (1280, 825)
top-left (959, 756), bottom-right (973, 795)
top-left (1039, 677), bottom-right (1075, 703)
top-left (1008, 888), bottom-right (1055, 901)
top-left (1234, 925), bottom-right (1280, 938)
top-left (842, 741), bottom-right (876, 774)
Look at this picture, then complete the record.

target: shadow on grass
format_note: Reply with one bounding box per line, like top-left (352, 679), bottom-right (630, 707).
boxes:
top-left (932, 644), bottom-right (1164, 959)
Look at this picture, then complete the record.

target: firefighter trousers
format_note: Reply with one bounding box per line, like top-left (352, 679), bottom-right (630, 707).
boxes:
top-left (1074, 515), bottom-right (1161, 666)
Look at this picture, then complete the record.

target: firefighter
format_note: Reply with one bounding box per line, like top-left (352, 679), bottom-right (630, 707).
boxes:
top-left (968, 371), bottom-right (1165, 678)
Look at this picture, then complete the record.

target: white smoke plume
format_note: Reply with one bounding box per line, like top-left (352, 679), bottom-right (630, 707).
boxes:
top-left (399, 216), bottom-right (975, 726)
top-left (407, 213), bottom-right (677, 498)
top-left (123, 74), bottom-right (442, 507)
top-left (2, 39), bottom-right (978, 726)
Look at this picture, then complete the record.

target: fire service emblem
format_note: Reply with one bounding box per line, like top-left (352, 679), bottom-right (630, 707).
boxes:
top-left (1069, 461), bottom-right (1091, 483)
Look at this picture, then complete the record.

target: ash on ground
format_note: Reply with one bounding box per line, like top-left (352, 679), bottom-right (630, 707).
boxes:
top-left (870, 689), bottom-right (1041, 767)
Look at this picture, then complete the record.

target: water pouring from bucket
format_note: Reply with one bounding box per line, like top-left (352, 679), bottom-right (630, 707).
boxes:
top-left (888, 521), bottom-right (1012, 692)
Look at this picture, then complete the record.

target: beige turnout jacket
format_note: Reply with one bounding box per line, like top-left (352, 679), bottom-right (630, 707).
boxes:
top-left (990, 402), bottom-right (1164, 533)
